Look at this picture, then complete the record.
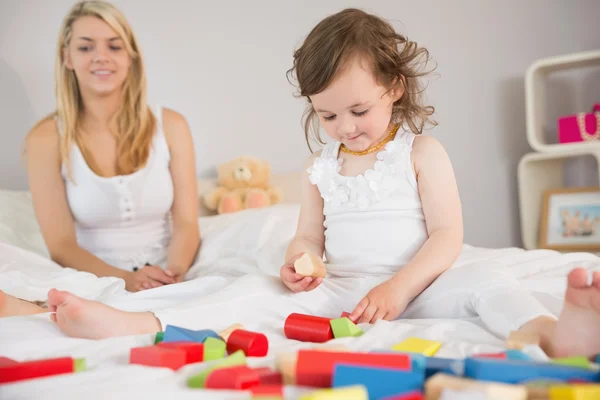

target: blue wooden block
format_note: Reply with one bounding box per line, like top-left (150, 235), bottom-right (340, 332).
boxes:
top-left (163, 325), bottom-right (220, 343)
top-left (464, 357), bottom-right (599, 384)
top-left (505, 350), bottom-right (532, 362)
top-left (333, 364), bottom-right (424, 400)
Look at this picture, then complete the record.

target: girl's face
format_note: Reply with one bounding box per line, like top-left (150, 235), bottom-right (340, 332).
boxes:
top-left (310, 57), bottom-right (402, 152)
top-left (64, 16), bottom-right (131, 98)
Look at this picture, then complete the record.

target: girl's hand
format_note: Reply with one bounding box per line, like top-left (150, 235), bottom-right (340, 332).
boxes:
top-left (166, 265), bottom-right (188, 283)
top-left (280, 253), bottom-right (323, 292)
top-left (349, 277), bottom-right (410, 324)
top-left (125, 265), bottom-right (176, 292)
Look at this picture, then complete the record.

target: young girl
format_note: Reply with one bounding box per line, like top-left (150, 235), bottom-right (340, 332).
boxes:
top-left (15, 8), bottom-right (600, 359)
top-left (0, 0), bottom-right (199, 317)
top-left (278, 8), bottom-right (600, 358)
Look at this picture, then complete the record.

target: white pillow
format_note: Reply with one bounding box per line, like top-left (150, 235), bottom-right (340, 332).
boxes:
top-left (0, 190), bottom-right (49, 258)
top-left (187, 204), bottom-right (300, 278)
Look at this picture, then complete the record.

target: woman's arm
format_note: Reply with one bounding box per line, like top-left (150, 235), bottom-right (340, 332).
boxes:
top-left (161, 109), bottom-right (201, 281)
top-left (350, 135), bottom-right (463, 323)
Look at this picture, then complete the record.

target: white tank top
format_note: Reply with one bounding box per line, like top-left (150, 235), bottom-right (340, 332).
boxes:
top-left (307, 130), bottom-right (428, 276)
top-left (60, 105), bottom-right (173, 271)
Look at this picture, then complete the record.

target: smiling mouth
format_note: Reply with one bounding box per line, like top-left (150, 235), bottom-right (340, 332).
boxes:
top-left (347, 133), bottom-right (363, 141)
top-left (92, 70), bottom-right (114, 76)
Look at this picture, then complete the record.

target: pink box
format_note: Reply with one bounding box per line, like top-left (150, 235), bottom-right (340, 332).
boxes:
top-left (558, 103), bottom-right (600, 143)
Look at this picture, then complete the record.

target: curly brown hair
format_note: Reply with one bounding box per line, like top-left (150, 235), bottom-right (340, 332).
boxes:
top-left (287, 8), bottom-right (437, 151)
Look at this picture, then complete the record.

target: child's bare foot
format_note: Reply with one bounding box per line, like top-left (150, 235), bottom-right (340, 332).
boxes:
top-left (0, 290), bottom-right (47, 317)
top-left (47, 289), bottom-right (161, 339)
top-left (551, 268), bottom-right (600, 357)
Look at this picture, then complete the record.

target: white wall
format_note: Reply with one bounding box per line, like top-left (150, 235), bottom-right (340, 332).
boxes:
top-left (2, 0), bottom-right (600, 248)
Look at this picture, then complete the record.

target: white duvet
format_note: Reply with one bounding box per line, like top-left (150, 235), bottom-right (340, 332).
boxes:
top-left (1, 190), bottom-right (599, 400)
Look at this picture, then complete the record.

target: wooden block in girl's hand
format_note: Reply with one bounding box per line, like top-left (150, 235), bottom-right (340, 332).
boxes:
top-left (506, 331), bottom-right (540, 350)
top-left (294, 253), bottom-right (326, 278)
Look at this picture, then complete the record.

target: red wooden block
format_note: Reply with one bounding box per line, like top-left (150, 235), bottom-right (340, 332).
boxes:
top-left (205, 365), bottom-right (260, 390)
top-left (296, 349), bottom-right (411, 388)
top-left (381, 391), bottom-right (423, 400)
top-left (0, 357), bottom-right (74, 384)
top-left (130, 346), bottom-right (186, 370)
top-left (251, 384), bottom-right (284, 397)
top-left (284, 313), bottom-right (334, 343)
top-left (157, 341), bottom-right (204, 364)
top-left (0, 357), bottom-right (19, 367)
top-left (254, 367), bottom-right (283, 385)
top-left (340, 311), bottom-right (351, 318)
top-left (473, 352), bottom-right (507, 360)
top-left (227, 329), bottom-right (268, 357)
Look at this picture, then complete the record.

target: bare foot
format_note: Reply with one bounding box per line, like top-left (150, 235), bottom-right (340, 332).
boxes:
top-left (551, 268), bottom-right (600, 357)
top-left (0, 290), bottom-right (47, 317)
top-left (47, 289), bottom-right (161, 339)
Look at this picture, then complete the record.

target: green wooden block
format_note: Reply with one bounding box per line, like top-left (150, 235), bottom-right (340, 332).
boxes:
top-left (552, 356), bottom-right (591, 369)
top-left (203, 337), bottom-right (226, 361)
top-left (154, 331), bottom-right (164, 344)
top-left (73, 358), bottom-right (86, 372)
top-left (187, 350), bottom-right (246, 388)
top-left (330, 317), bottom-right (363, 338)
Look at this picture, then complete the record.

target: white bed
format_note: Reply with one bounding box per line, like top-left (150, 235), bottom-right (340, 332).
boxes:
top-left (1, 176), bottom-right (599, 400)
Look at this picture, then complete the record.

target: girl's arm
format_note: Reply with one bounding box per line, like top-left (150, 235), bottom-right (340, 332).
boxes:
top-left (350, 135), bottom-right (463, 323)
top-left (281, 153), bottom-right (326, 292)
top-left (25, 119), bottom-right (175, 291)
top-left (162, 109), bottom-right (201, 281)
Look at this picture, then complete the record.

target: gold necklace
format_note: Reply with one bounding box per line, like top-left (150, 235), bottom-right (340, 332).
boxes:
top-left (340, 125), bottom-right (399, 156)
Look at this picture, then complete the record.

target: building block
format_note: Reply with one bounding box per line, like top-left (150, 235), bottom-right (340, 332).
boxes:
top-left (380, 391), bottom-right (423, 400)
top-left (157, 341), bottom-right (205, 364)
top-left (205, 365), bottom-right (260, 390)
top-left (505, 350), bottom-right (533, 362)
top-left (333, 364), bottom-right (424, 399)
top-left (251, 384), bottom-right (284, 398)
top-left (162, 325), bottom-right (220, 343)
top-left (187, 350), bottom-right (246, 388)
top-left (300, 385), bottom-right (368, 400)
top-left (552, 356), bottom-right (591, 369)
top-left (438, 389), bottom-right (488, 400)
top-left (154, 331), bottom-right (164, 344)
top-left (204, 337), bottom-right (227, 361)
top-left (218, 323), bottom-right (244, 341)
top-left (0, 357), bottom-right (79, 384)
top-left (227, 329), bottom-right (268, 357)
top-left (340, 311), bottom-right (351, 318)
top-left (424, 357), bottom-right (461, 379)
top-left (370, 350), bottom-right (426, 372)
top-left (0, 357), bottom-right (19, 367)
top-left (506, 331), bottom-right (540, 350)
top-left (296, 349), bottom-right (411, 387)
top-left (294, 253), bottom-right (326, 278)
top-left (284, 313), bottom-right (334, 343)
top-left (254, 367), bottom-right (283, 385)
top-left (392, 338), bottom-right (441, 356)
top-left (424, 373), bottom-right (527, 400)
top-left (472, 352), bottom-right (507, 359)
top-left (130, 345), bottom-right (187, 370)
top-left (464, 357), bottom-right (599, 384)
top-left (549, 384), bottom-right (600, 399)
top-left (73, 358), bottom-right (86, 372)
top-left (275, 351), bottom-right (297, 385)
top-left (330, 317), bottom-right (363, 338)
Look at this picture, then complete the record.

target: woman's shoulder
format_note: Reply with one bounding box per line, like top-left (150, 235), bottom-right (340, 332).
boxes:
top-left (25, 114), bottom-right (60, 150)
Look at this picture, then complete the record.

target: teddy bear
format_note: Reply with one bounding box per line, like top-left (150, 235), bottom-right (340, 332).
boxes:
top-left (203, 156), bottom-right (283, 214)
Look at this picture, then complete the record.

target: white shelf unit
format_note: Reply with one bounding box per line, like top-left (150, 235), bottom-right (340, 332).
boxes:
top-left (525, 49), bottom-right (600, 152)
top-left (519, 50), bottom-right (600, 250)
top-left (518, 148), bottom-right (600, 250)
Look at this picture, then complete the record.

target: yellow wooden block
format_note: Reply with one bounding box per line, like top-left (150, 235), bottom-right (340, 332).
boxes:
top-left (549, 384), bottom-right (600, 400)
top-left (300, 385), bottom-right (368, 400)
top-left (391, 337), bottom-right (441, 356)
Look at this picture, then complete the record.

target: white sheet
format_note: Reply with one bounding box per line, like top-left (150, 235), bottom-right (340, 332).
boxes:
top-left (1, 192), bottom-right (600, 400)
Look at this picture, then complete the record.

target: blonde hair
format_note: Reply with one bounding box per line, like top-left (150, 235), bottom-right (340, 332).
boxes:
top-left (287, 8), bottom-right (436, 151)
top-left (54, 0), bottom-right (154, 177)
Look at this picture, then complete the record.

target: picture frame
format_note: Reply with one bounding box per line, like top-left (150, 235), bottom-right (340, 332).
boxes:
top-left (540, 186), bottom-right (600, 251)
